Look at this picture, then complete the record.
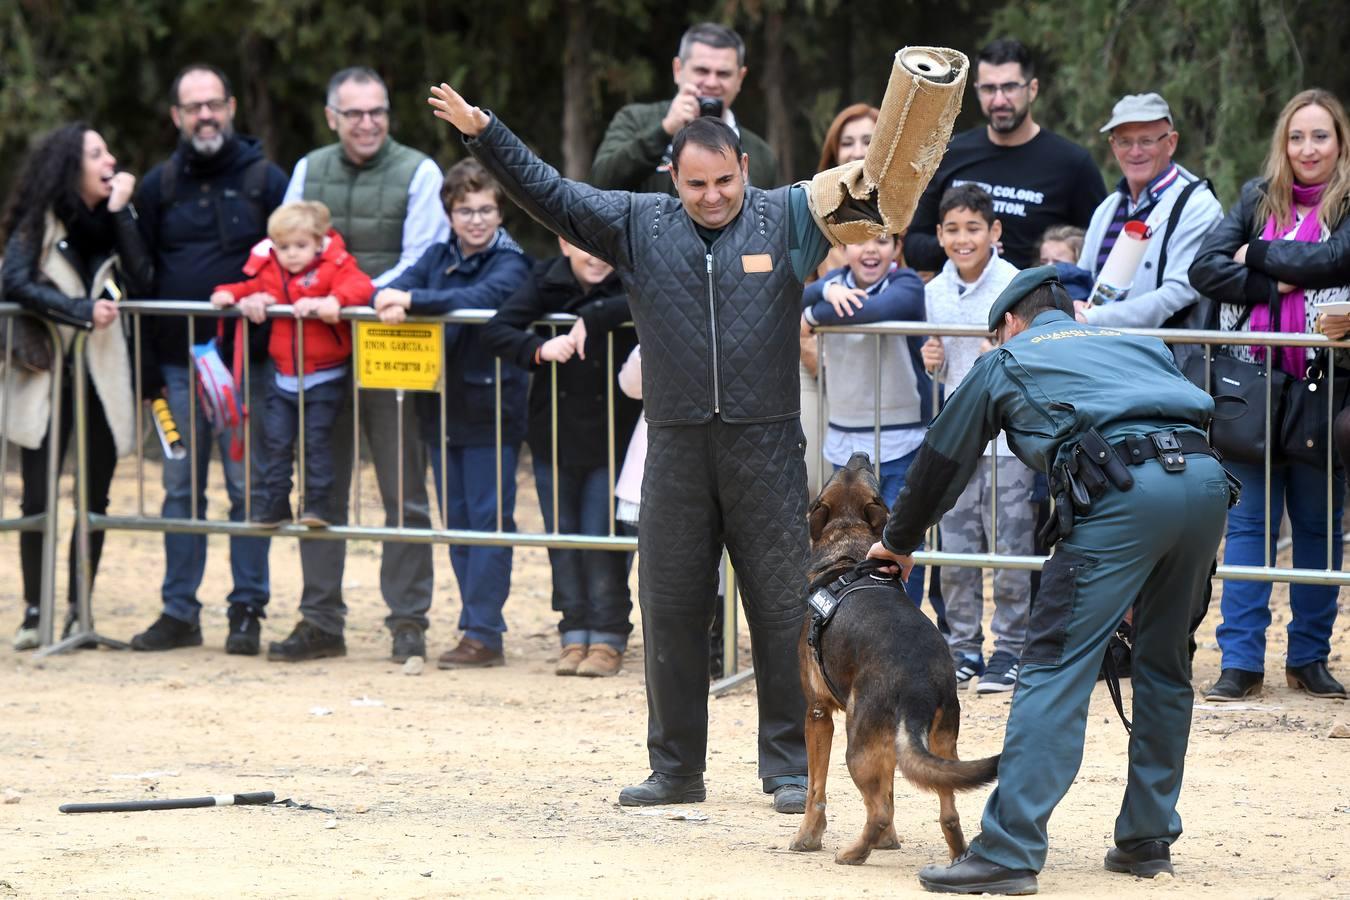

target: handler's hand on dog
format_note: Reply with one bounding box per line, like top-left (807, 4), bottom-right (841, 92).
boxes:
top-left (823, 283), bottom-right (867, 318)
top-left (866, 541), bottom-right (913, 579)
top-left (428, 84), bottom-right (490, 136)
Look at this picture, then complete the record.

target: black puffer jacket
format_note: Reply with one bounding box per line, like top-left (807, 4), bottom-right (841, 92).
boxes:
top-left (1189, 177), bottom-right (1350, 309)
top-left (480, 255), bottom-right (641, 469)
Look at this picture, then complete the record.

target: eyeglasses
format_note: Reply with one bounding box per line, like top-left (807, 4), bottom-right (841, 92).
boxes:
top-left (974, 81), bottom-right (1029, 99)
top-left (330, 106), bottom-right (389, 124)
top-left (179, 99), bottom-right (229, 116)
top-left (451, 205), bottom-right (499, 221)
top-left (1109, 130), bottom-right (1173, 152)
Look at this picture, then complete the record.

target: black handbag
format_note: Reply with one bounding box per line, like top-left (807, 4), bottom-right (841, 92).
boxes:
top-left (1280, 349), bottom-right (1350, 467)
top-left (1182, 350), bottom-right (1287, 464)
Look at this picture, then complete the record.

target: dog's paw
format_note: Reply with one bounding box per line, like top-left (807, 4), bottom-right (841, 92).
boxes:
top-left (834, 847), bottom-right (870, 866)
top-left (789, 833), bottom-right (822, 852)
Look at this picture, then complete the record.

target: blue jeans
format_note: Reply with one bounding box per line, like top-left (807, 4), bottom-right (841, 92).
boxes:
top-left (160, 363), bottom-right (269, 623)
top-left (255, 375), bottom-right (346, 521)
top-left (429, 442), bottom-right (520, 652)
top-left (1218, 460), bottom-right (1344, 671)
top-left (533, 461), bottom-right (633, 650)
top-left (834, 449), bottom-right (928, 607)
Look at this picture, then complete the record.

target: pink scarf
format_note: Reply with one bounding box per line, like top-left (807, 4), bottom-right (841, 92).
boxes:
top-left (1250, 182), bottom-right (1326, 375)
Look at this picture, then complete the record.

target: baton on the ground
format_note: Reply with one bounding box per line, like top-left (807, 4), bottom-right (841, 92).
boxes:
top-left (60, 791), bottom-right (275, 814)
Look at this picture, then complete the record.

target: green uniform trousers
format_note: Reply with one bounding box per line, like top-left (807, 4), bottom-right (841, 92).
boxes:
top-left (970, 454), bottom-right (1229, 872)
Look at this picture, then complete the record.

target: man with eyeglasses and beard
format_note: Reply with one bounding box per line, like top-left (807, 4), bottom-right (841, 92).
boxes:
top-left (905, 39), bottom-right (1107, 271)
top-left (129, 63), bottom-right (289, 657)
top-left (274, 66), bottom-right (450, 664)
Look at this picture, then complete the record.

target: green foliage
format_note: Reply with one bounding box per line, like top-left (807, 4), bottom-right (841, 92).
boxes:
top-left (987, 0), bottom-right (1350, 207)
top-left (4, 0), bottom-right (1347, 247)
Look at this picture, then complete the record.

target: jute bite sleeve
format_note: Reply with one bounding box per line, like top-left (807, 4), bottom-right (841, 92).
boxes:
top-left (808, 46), bottom-right (968, 246)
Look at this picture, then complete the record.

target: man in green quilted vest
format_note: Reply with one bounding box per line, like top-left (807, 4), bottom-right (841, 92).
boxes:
top-left (273, 66), bottom-right (449, 663)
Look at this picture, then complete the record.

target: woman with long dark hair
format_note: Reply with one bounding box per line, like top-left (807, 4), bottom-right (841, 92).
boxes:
top-left (1, 122), bottom-right (153, 649)
top-left (1190, 88), bottom-right (1350, 700)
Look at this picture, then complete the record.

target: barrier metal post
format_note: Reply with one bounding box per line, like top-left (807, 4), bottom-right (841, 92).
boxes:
top-left (38, 331), bottom-right (127, 655)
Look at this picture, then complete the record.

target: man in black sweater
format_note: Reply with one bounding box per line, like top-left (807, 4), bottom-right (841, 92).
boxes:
top-left (905, 39), bottom-right (1106, 271)
top-left (128, 63), bottom-right (289, 657)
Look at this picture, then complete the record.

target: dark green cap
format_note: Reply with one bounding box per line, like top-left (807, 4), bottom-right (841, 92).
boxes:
top-left (986, 265), bottom-right (1063, 331)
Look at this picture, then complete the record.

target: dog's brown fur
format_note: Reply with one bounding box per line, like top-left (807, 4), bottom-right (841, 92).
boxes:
top-left (789, 453), bottom-right (1000, 865)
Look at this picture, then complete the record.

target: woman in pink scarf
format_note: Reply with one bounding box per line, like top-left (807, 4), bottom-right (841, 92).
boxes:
top-left (1190, 88), bottom-right (1350, 702)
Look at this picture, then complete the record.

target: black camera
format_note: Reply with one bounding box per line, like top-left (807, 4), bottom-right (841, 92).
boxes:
top-left (697, 96), bottom-right (724, 119)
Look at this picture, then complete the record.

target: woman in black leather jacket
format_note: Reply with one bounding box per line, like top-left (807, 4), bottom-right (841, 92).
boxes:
top-left (1189, 88), bottom-right (1350, 702)
top-left (1, 122), bottom-right (153, 649)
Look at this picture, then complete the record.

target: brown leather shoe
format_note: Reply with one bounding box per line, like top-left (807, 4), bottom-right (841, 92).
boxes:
top-left (556, 643), bottom-right (587, 676)
top-left (437, 637), bottom-right (505, 670)
top-left (576, 644), bottom-right (623, 677)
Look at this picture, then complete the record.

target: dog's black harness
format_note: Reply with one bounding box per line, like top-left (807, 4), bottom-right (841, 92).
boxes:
top-left (807, 559), bottom-right (903, 706)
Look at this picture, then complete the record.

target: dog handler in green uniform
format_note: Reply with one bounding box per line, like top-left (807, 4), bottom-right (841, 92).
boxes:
top-left (869, 266), bottom-right (1235, 894)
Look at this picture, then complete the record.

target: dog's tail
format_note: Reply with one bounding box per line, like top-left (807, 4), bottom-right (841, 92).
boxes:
top-left (895, 718), bottom-right (999, 793)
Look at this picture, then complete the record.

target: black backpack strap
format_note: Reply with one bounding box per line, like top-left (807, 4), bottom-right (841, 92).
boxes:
top-left (1157, 177), bottom-right (1211, 291)
top-left (157, 156), bottom-right (180, 211)
top-left (241, 156), bottom-right (271, 224)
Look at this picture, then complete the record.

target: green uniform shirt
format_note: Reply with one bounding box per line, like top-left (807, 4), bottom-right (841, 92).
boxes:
top-left (881, 309), bottom-right (1216, 554)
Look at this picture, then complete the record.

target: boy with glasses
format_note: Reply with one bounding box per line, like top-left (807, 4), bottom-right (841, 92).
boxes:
top-left (374, 159), bottom-right (531, 669)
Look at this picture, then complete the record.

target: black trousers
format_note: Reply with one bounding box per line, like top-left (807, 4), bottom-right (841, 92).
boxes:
top-left (638, 417), bottom-right (808, 781)
top-left (20, 374), bottom-right (117, 609)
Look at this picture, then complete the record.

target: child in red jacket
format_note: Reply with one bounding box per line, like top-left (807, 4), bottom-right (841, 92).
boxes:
top-left (211, 201), bottom-right (373, 527)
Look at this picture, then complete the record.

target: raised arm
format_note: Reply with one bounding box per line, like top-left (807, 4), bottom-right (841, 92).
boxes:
top-left (429, 84), bottom-right (634, 272)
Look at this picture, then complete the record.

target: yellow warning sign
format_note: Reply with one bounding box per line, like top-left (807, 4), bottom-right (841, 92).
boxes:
top-left (355, 322), bottom-right (443, 392)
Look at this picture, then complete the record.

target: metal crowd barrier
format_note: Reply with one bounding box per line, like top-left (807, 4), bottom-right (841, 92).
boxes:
top-left (5, 301), bottom-right (1350, 662)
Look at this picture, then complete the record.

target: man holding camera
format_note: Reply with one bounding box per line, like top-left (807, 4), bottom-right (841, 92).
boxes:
top-left (590, 22), bottom-right (778, 192)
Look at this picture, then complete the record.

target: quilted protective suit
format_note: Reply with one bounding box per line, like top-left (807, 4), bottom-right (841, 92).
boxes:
top-left (467, 115), bottom-right (811, 782)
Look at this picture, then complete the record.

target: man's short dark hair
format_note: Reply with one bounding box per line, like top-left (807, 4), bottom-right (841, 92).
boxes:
top-left (977, 38), bottom-right (1035, 79)
top-left (326, 66), bottom-right (387, 107)
top-left (678, 22), bottom-right (745, 67)
top-left (169, 63), bottom-right (233, 106)
top-left (938, 184), bottom-right (996, 225)
top-left (1010, 283), bottom-right (1074, 323)
top-left (670, 118), bottom-right (743, 172)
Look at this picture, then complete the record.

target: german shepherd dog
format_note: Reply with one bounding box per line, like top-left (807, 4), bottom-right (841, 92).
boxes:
top-left (789, 452), bottom-right (1000, 865)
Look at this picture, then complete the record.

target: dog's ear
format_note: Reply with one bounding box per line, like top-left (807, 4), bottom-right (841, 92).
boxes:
top-left (808, 499), bottom-right (831, 543)
top-left (864, 499), bottom-right (890, 536)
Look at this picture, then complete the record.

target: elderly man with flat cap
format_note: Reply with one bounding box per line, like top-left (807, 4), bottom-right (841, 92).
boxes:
top-left (1076, 93), bottom-right (1222, 362)
top-left (869, 266), bottom-right (1235, 894)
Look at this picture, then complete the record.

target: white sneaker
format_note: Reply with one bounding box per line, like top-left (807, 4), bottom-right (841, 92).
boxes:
top-left (13, 624), bottom-right (39, 651)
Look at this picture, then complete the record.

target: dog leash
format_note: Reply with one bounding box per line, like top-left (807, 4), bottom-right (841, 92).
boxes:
top-left (1101, 628), bottom-right (1133, 734)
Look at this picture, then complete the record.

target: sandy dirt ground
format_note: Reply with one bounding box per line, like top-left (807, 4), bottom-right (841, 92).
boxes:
top-left (2, 454), bottom-right (1349, 899)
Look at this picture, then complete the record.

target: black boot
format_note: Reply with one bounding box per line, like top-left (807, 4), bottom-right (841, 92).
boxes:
top-left (225, 605), bottom-right (262, 656)
top-left (130, 614), bottom-right (203, 652)
top-left (390, 623), bottom-right (426, 663)
top-left (1203, 668), bottom-right (1263, 702)
top-left (618, 772), bottom-right (706, 806)
top-left (267, 620), bottom-right (346, 662)
top-left (1104, 840), bottom-right (1173, 877)
top-left (1285, 661), bottom-right (1347, 699)
top-left (918, 850), bottom-right (1039, 895)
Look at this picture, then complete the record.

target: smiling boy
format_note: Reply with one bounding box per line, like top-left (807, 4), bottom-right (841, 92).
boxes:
top-left (921, 184), bottom-right (1034, 694)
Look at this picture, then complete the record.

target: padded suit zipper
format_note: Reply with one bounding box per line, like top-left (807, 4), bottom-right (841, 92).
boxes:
top-left (706, 253), bottom-right (720, 414)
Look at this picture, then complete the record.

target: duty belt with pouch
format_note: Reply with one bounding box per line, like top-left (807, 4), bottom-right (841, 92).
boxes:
top-left (1039, 427), bottom-right (1237, 547)
top-left (807, 560), bottom-right (901, 705)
